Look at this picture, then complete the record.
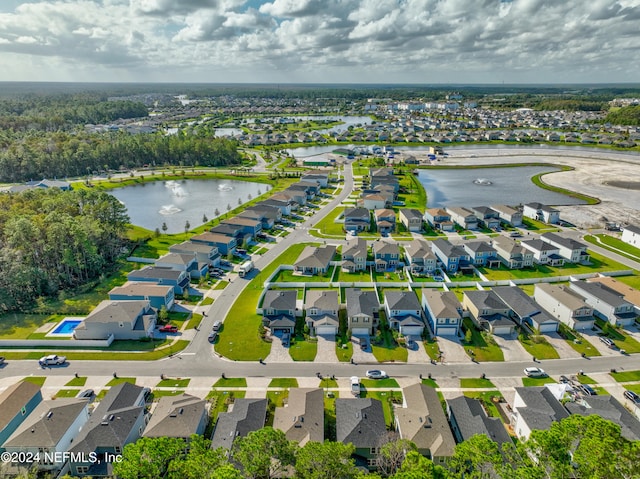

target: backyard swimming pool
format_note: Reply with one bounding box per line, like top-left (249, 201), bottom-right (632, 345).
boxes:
top-left (49, 319), bottom-right (83, 336)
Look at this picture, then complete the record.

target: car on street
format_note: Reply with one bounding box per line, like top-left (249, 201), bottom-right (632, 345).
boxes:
top-left (212, 321), bottom-right (222, 331)
top-left (76, 389), bottom-right (94, 399)
top-left (208, 331), bottom-right (218, 342)
top-left (39, 354), bottom-right (67, 366)
top-left (159, 324), bottom-right (179, 333)
top-left (623, 390), bottom-right (640, 403)
top-left (366, 370), bottom-right (388, 379)
top-left (524, 367), bottom-right (547, 378)
top-left (510, 231), bottom-right (522, 237)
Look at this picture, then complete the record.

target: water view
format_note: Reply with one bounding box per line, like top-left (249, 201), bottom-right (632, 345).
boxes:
top-left (109, 179), bottom-right (268, 233)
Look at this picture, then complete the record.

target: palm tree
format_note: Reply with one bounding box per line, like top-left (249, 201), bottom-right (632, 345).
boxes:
top-left (202, 214), bottom-right (208, 223)
top-left (161, 222), bottom-right (168, 233)
top-left (184, 220), bottom-right (190, 237)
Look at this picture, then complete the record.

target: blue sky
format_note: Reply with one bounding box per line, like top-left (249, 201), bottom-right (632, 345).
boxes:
top-left (0, 0), bottom-right (639, 84)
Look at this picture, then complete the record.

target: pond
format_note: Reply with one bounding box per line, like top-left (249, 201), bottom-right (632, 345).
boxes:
top-left (416, 166), bottom-right (587, 208)
top-left (109, 179), bottom-right (269, 233)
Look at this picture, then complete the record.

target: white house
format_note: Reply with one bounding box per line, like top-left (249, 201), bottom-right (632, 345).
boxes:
top-left (511, 386), bottom-right (569, 440)
top-left (540, 233), bottom-right (590, 264)
top-left (622, 225), bottom-right (640, 248)
top-left (569, 280), bottom-right (637, 327)
top-left (523, 202), bottom-right (560, 224)
top-left (534, 283), bottom-right (595, 331)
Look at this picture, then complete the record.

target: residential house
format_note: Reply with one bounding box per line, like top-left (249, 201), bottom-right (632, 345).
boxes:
top-left (210, 223), bottom-right (247, 242)
top-left (222, 217), bottom-right (263, 238)
top-left (588, 276), bottom-right (640, 312)
top-left (372, 240), bottom-right (400, 271)
top-left (155, 252), bottom-right (207, 279)
top-left (463, 241), bottom-right (501, 268)
top-left (282, 187), bottom-right (308, 206)
top-left (258, 198), bottom-right (292, 217)
top-left (336, 398), bottom-right (386, 469)
top-left (143, 393), bottom-right (208, 440)
top-left (374, 209), bottom-right (396, 234)
top-left (447, 395), bottom-right (511, 446)
top-left (109, 283), bottom-right (175, 310)
top-left (462, 290), bottom-right (516, 335)
top-left (521, 239), bottom-right (564, 266)
top-left (540, 233), bottom-right (590, 264)
top-left (431, 239), bottom-right (472, 273)
top-left (469, 206), bottom-right (501, 230)
top-left (261, 290), bottom-right (297, 335)
top-left (424, 208), bottom-right (454, 231)
top-left (565, 395), bottom-right (640, 442)
top-left (491, 204), bottom-right (523, 226)
top-left (511, 386), bottom-right (569, 440)
top-left (210, 399), bottom-right (267, 452)
top-left (404, 239), bottom-right (437, 275)
top-left (0, 381), bottom-right (43, 452)
top-left (169, 241), bottom-right (220, 268)
top-left (569, 280), bottom-right (636, 326)
top-left (362, 194), bottom-right (387, 210)
top-left (492, 236), bottom-right (534, 269)
top-left (127, 266), bottom-right (190, 295)
top-left (399, 208), bottom-right (423, 232)
top-left (239, 206), bottom-right (280, 229)
top-left (344, 207), bottom-right (371, 233)
top-left (68, 383), bottom-right (147, 477)
top-left (421, 290), bottom-right (462, 337)
top-left (304, 290), bottom-right (339, 336)
top-left (395, 385), bottom-right (456, 464)
top-left (301, 173), bottom-right (329, 187)
top-left (294, 245), bottom-right (336, 275)
top-left (274, 388), bottom-right (324, 446)
top-left (523, 202), bottom-right (560, 224)
top-left (3, 399), bottom-right (89, 473)
top-left (384, 291), bottom-right (425, 337)
top-left (622, 224), bottom-right (640, 247)
top-left (492, 286), bottom-right (559, 333)
top-left (288, 181), bottom-right (318, 200)
top-left (534, 283), bottom-right (595, 331)
top-left (342, 237), bottom-right (368, 273)
top-left (345, 288), bottom-right (380, 336)
top-left (73, 300), bottom-right (157, 341)
top-left (446, 207), bottom-right (479, 230)
top-left (191, 232), bottom-right (237, 256)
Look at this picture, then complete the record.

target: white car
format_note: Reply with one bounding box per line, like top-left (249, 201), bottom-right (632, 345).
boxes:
top-left (524, 367), bottom-right (547, 378)
top-left (39, 354), bottom-right (67, 366)
top-left (366, 370), bottom-right (388, 379)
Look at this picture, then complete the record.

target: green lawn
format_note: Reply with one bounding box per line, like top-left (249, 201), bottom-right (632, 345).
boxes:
top-left (423, 338), bottom-right (440, 360)
top-left (312, 207), bottom-right (346, 236)
top-left (336, 341), bottom-right (353, 362)
top-left (460, 378), bottom-right (496, 389)
top-left (584, 234), bottom-right (640, 261)
top-left (461, 319), bottom-right (504, 362)
top-left (106, 377), bottom-right (136, 386)
top-left (361, 378), bottom-right (400, 389)
top-left (324, 393), bottom-right (338, 442)
top-left (54, 389), bottom-right (81, 398)
top-left (150, 390), bottom-right (186, 399)
top-left (615, 274), bottom-right (640, 290)
top-left (213, 377), bottom-right (247, 388)
top-left (463, 391), bottom-right (505, 419)
top-left (610, 370), bottom-right (640, 382)
top-left (206, 390), bottom-right (246, 424)
top-left (557, 325), bottom-right (601, 357)
top-left (338, 269), bottom-right (371, 283)
top-left (274, 270), bottom-right (331, 282)
top-left (522, 217), bottom-right (558, 231)
top-left (371, 314), bottom-right (408, 362)
top-left (522, 376), bottom-right (557, 387)
top-left (201, 296), bottom-right (214, 306)
top-left (319, 378), bottom-right (339, 389)
top-left (421, 378), bottom-right (438, 388)
top-left (22, 377), bottom-right (47, 386)
top-left (65, 376), bottom-right (87, 387)
top-left (269, 378), bottom-right (299, 388)
top-left (518, 333), bottom-right (560, 360)
top-left (360, 390), bottom-right (403, 428)
top-left (596, 319), bottom-right (640, 353)
top-left (576, 375), bottom-right (598, 385)
top-left (156, 378), bottom-right (190, 388)
top-left (289, 339), bottom-right (318, 361)
top-left (213, 281), bottom-right (228, 290)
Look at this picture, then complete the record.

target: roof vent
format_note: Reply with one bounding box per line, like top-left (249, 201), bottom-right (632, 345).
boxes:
top-left (109, 414), bottom-right (115, 421)
top-left (179, 408), bottom-right (184, 415)
top-left (46, 411), bottom-right (53, 419)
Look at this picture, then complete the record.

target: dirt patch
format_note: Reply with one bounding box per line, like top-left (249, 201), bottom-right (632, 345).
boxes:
top-left (605, 181), bottom-right (640, 190)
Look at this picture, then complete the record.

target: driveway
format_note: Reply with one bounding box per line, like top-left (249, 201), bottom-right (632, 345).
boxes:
top-left (264, 335), bottom-right (294, 364)
top-left (544, 332), bottom-right (582, 359)
top-left (351, 336), bottom-right (376, 364)
top-left (315, 334), bottom-right (338, 363)
top-left (580, 330), bottom-right (620, 357)
top-left (405, 337), bottom-right (430, 364)
top-left (492, 333), bottom-right (532, 362)
top-left (435, 335), bottom-right (472, 364)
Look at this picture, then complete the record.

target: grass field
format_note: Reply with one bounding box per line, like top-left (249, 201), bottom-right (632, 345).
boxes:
top-left (269, 378), bottom-right (299, 388)
top-left (460, 378), bottom-right (496, 389)
top-left (54, 389), bottom-right (81, 398)
top-left (361, 378), bottom-right (400, 389)
top-left (584, 234), bottom-right (640, 261)
top-left (518, 333), bottom-right (560, 360)
top-left (610, 370), bottom-right (640, 382)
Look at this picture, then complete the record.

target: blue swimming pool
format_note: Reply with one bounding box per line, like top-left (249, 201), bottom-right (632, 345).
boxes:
top-left (51, 319), bottom-right (82, 335)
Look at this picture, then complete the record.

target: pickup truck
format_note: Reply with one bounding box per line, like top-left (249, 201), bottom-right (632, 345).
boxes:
top-left (39, 354), bottom-right (67, 366)
top-left (350, 376), bottom-right (361, 397)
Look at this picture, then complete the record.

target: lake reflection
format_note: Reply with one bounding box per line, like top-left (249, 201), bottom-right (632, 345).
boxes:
top-left (109, 179), bottom-right (268, 233)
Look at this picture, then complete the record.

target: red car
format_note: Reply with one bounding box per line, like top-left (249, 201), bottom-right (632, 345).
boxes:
top-left (159, 324), bottom-right (178, 333)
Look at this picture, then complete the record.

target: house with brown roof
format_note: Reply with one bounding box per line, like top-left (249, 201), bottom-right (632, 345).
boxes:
top-left (274, 388), bottom-right (324, 446)
top-left (342, 237), bottom-right (368, 273)
top-left (0, 381), bottom-right (43, 452)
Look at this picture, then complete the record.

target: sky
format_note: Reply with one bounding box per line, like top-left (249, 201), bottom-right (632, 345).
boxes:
top-left (0, 0), bottom-right (639, 84)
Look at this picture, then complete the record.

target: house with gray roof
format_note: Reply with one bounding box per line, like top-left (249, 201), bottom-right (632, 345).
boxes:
top-left (303, 289), bottom-right (338, 336)
top-left (491, 204), bottom-right (523, 226)
top-left (384, 291), bottom-right (425, 337)
top-left (169, 241), bottom-right (220, 267)
top-left (143, 393), bottom-right (207, 440)
top-left (127, 266), bottom-right (190, 295)
top-left (492, 236), bottom-right (534, 269)
top-left (565, 395), bottom-right (640, 441)
top-left (0, 381), bottom-right (43, 452)
top-left (344, 207), bottom-right (370, 233)
top-left (222, 216), bottom-right (263, 238)
top-left (521, 239), bottom-right (564, 266)
top-left (421, 290), bottom-right (462, 337)
top-left (374, 209), bottom-right (396, 234)
top-left (493, 286), bottom-right (559, 333)
top-left (523, 202), bottom-right (560, 224)
top-left (239, 205), bottom-right (281, 229)
top-left (469, 206), bottom-right (501, 230)
top-left (569, 280), bottom-right (636, 326)
top-left (68, 382), bottom-right (146, 477)
top-left (109, 282), bottom-right (175, 310)
top-left (294, 245), bottom-right (336, 275)
top-left (405, 239), bottom-right (437, 275)
top-left (462, 290), bottom-right (516, 335)
top-left (446, 206), bottom-right (479, 230)
top-left (399, 208), bottom-right (423, 232)
top-left (336, 398), bottom-right (386, 470)
top-left (190, 232), bottom-right (237, 256)
top-left (622, 224), bottom-right (640, 248)
top-left (396, 385), bottom-right (456, 464)
top-left (372, 240), bottom-right (400, 271)
top-left (431, 239), bottom-right (472, 273)
top-left (210, 399), bottom-right (267, 452)
top-left (447, 395), bottom-right (511, 446)
top-left (342, 237), bottom-right (368, 273)
top-left (73, 300), bottom-right (157, 341)
top-left (534, 283), bottom-right (595, 331)
top-left (512, 386), bottom-right (570, 440)
top-left (540, 233), bottom-right (590, 264)
top-left (3, 398), bottom-right (90, 473)
top-left (463, 241), bottom-right (500, 268)
top-left (345, 288), bottom-right (379, 336)
top-left (274, 388), bottom-right (324, 446)
top-left (155, 252), bottom-right (207, 278)
top-left (261, 290), bottom-right (297, 334)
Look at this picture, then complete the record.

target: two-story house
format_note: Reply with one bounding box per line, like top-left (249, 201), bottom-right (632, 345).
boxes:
top-left (424, 208), bottom-right (454, 231)
top-left (0, 381), bottom-right (43, 453)
top-left (462, 290), bottom-right (516, 335)
top-left (492, 236), bottom-right (534, 269)
top-left (521, 239), bottom-right (564, 266)
top-left (345, 288), bottom-right (379, 336)
top-left (342, 237), bottom-right (368, 273)
top-left (374, 209), bottom-right (396, 234)
top-left (191, 232), bottom-right (237, 256)
top-left (127, 266), bottom-right (190, 295)
top-left (73, 300), bottom-right (157, 341)
top-left (533, 283), bottom-right (595, 331)
top-left (492, 286), bottom-right (559, 333)
top-left (469, 206), bottom-right (500, 230)
top-left (540, 233), bottom-right (590, 264)
top-left (491, 204), bottom-right (523, 226)
top-left (222, 217), bottom-right (263, 238)
top-left (523, 202), bottom-right (560, 224)
top-left (336, 399), bottom-right (386, 470)
top-left (399, 208), bottom-right (423, 232)
top-left (384, 291), bottom-right (425, 337)
top-left (372, 240), bottom-right (400, 272)
top-left (446, 206), bottom-right (479, 230)
top-left (304, 290), bottom-right (339, 336)
top-left (261, 290), bottom-right (297, 335)
top-left (431, 239), bottom-right (472, 273)
top-left (143, 393), bottom-right (208, 441)
top-left (421, 290), bottom-right (462, 337)
top-left (511, 386), bottom-right (568, 440)
top-left (169, 241), bottom-right (220, 268)
top-left (405, 239), bottom-right (437, 275)
top-left (274, 388), bottom-right (324, 446)
top-left (463, 241), bottom-right (501, 268)
top-left (447, 395), bottom-right (511, 446)
top-left (210, 399), bottom-right (267, 452)
top-left (569, 280), bottom-right (637, 326)
top-left (622, 224), bottom-right (640, 248)
top-left (344, 207), bottom-right (371, 233)
top-left (155, 252), bottom-right (207, 279)
top-left (109, 283), bottom-right (174, 310)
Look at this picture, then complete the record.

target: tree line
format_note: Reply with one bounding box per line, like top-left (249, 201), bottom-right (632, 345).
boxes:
top-left (0, 188), bottom-right (129, 312)
top-left (605, 105), bottom-right (640, 126)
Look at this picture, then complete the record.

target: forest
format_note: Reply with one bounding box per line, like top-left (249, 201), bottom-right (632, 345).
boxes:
top-left (0, 188), bottom-right (129, 312)
top-left (605, 105), bottom-right (640, 126)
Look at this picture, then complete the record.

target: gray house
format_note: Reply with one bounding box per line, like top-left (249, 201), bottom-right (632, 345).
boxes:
top-left (405, 239), bottom-right (437, 275)
top-left (569, 280), bottom-right (636, 326)
top-left (540, 233), bottom-right (590, 264)
top-left (294, 245), bottom-right (336, 275)
top-left (463, 241), bottom-right (500, 268)
top-left (169, 241), bottom-right (220, 267)
top-left (492, 286), bottom-right (559, 333)
top-left (421, 290), bottom-right (462, 337)
top-left (127, 266), bottom-right (190, 295)
top-left (304, 290), bottom-right (339, 336)
top-left (344, 207), bottom-right (370, 233)
top-left (491, 204), bottom-right (523, 226)
top-left (469, 206), bottom-right (501, 230)
top-left (384, 291), bottom-right (425, 337)
top-left (108, 282), bottom-right (175, 310)
top-left (336, 398), bottom-right (386, 470)
top-left (0, 381), bottom-right (43, 453)
top-left (446, 206), bottom-right (479, 230)
top-left (521, 239), bottom-right (564, 266)
top-left (273, 388), bottom-right (324, 446)
top-left (462, 290), bottom-right (516, 335)
top-left (346, 288), bottom-right (380, 336)
top-left (447, 395), bottom-right (511, 446)
top-left (492, 236), bottom-right (534, 269)
top-left (73, 300), bottom-right (157, 341)
top-left (512, 386), bottom-right (569, 440)
top-left (261, 290), bottom-right (297, 334)
top-left (143, 393), bottom-right (208, 440)
top-left (399, 208), bottom-right (424, 232)
top-left (534, 283), bottom-right (595, 331)
top-left (565, 395), bottom-right (640, 442)
top-left (210, 399), bottom-right (267, 452)
top-left (342, 237), bottom-right (368, 273)
top-left (372, 240), bottom-right (400, 271)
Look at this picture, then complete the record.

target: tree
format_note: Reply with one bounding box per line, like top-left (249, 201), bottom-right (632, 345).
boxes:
top-left (162, 222), bottom-right (168, 233)
top-left (167, 435), bottom-right (229, 479)
top-left (113, 437), bottom-right (185, 479)
top-left (203, 214), bottom-right (208, 223)
top-left (185, 220), bottom-right (191, 236)
top-left (214, 208), bottom-right (220, 217)
top-left (158, 305), bottom-right (169, 323)
top-left (295, 441), bottom-right (359, 479)
top-left (447, 434), bottom-right (501, 479)
top-left (376, 437), bottom-right (417, 477)
top-left (390, 451), bottom-right (448, 479)
top-left (154, 227), bottom-right (160, 238)
top-left (231, 427), bottom-right (296, 479)
top-left (464, 328), bottom-right (472, 344)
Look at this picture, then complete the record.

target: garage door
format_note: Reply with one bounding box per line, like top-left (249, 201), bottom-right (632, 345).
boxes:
top-left (316, 326), bottom-right (337, 336)
top-left (352, 328), bottom-right (370, 336)
top-left (492, 326), bottom-right (513, 335)
top-left (539, 323), bottom-right (559, 333)
top-left (437, 327), bottom-right (458, 336)
top-left (401, 326), bottom-right (424, 336)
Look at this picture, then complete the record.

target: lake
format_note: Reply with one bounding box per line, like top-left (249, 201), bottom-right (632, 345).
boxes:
top-left (417, 166), bottom-right (587, 208)
top-left (109, 179), bottom-right (268, 233)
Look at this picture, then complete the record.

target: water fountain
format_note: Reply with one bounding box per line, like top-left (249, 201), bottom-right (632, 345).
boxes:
top-left (218, 183), bottom-right (234, 191)
top-left (159, 204), bottom-right (181, 215)
top-left (165, 180), bottom-right (187, 197)
top-left (472, 178), bottom-right (493, 186)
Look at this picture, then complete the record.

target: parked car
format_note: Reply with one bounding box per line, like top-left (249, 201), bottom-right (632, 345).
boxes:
top-left (39, 354), bottom-right (67, 366)
top-left (510, 231), bottom-right (522, 237)
top-left (524, 367), bottom-right (547, 378)
top-left (76, 389), bottom-right (94, 399)
top-left (623, 390), bottom-right (640, 404)
top-left (559, 375), bottom-right (570, 384)
top-left (366, 370), bottom-right (388, 379)
top-left (350, 376), bottom-right (361, 397)
top-left (159, 324), bottom-right (179, 333)
top-left (581, 384), bottom-right (597, 396)
top-left (142, 387), bottom-right (152, 402)
top-left (212, 321), bottom-right (222, 331)
top-left (599, 336), bottom-right (615, 348)
top-left (208, 331), bottom-right (218, 342)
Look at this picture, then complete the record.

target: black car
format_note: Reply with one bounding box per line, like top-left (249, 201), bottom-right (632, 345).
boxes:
top-left (559, 375), bottom-right (570, 384)
top-left (624, 390), bottom-right (640, 403)
top-left (76, 389), bottom-right (94, 399)
top-left (208, 331), bottom-right (218, 342)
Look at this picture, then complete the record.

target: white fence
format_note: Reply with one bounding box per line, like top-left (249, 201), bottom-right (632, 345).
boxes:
top-left (0, 335), bottom-right (114, 348)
